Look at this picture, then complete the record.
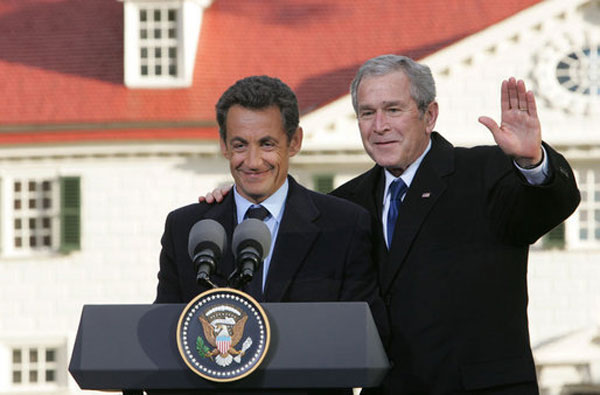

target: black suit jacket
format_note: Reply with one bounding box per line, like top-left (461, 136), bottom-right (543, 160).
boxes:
top-left (331, 132), bottom-right (580, 394)
top-left (156, 175), bottom-right (387, 325)
top-left (155, 177), bottom-right (388, 394)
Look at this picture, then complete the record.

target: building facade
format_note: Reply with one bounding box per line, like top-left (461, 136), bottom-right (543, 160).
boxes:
top-left (0, 0), bottom-right (598, 394)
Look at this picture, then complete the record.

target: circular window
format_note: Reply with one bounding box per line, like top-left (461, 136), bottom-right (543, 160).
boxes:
top-left (556, 45), bottom-right (600, 96)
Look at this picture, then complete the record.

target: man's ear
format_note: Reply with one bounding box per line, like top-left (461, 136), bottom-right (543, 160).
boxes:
top-left (424, 101), bottom-right (439, 135)
top-left (288, 127), bottom-right (303, 157)
top-left (219, 138), bottom-right (230, 159)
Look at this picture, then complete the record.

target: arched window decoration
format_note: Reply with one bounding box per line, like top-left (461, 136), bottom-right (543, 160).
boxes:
top-left (556, 45), bottom-right (600, 96)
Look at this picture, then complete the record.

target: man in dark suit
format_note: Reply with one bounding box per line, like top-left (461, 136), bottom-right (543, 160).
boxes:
top-left (155, 75), bottom-right (386, 341)
top-left (330, 55), bottom-right (580, 394)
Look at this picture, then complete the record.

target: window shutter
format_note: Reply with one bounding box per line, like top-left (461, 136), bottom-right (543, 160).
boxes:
top-left (60, 177), bottom-right (81, 252)
top-left (314, 175), bottom-right (334, 194)
top-left (543, 221), bottom-right (565, 250)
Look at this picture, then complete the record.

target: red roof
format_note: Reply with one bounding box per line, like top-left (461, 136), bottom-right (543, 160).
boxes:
top-left (0, 0), bottom-right (542, 144)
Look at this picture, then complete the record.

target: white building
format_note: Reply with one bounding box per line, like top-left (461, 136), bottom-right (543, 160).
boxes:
top-left (0, 0), bottom-right (598, 393)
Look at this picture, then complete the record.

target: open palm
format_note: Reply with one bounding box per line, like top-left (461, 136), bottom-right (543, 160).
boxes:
top-left (479, 78), bottom-right (543, 167)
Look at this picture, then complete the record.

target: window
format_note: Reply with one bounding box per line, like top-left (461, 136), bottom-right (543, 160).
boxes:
top-left (124, 0), bottom-right (210, 88)
top-left (11, 345), bottom-right (61, 387)
top-left (313, 174), bottom-right (334, 194)
top-left (138, 6), bottom-right (179, 79)
top-left (1, 176), bottom-right (80, 256)
top-left (572, 167), bottom-right (600, 246)
top-left (542, 222), bottom-right (566, 249)
top-left (12, 180), bottom-right (57, 251)
top-left (556, 45), bottom-right (600, 96)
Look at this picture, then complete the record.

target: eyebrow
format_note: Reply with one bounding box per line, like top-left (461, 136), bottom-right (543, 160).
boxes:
top-left (358, 100), bottom-right (404, 111)
top-left (259, 136), bottom-right (278, 144)
top-left (229, 137), bottom-right (247, 145)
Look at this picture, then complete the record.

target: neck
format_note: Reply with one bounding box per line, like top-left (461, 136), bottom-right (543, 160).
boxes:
top-left (386, 167), bottom-right (406, 177)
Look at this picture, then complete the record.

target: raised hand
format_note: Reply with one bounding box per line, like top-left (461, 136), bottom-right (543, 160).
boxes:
top-left (478, 77), bottom-right (543, 168)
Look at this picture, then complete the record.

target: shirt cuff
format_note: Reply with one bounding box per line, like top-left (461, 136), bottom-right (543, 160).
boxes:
top-left (514, 145), bottom-right (550, 185)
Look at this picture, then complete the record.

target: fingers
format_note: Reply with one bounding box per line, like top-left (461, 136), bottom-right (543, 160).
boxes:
top-left (505, 77), bottom-right (531, 113)
top-left (508, 78), bottom-right (519, 111)
top-left (198, 185), bottom-right (231, 204)
top-left (205, 192), bottom-right (216, 204)
top-left (501, 79), bottom-right (509, 113)
top-left (213, 189), bottom-right (224, 203)
top-left (526, 90), bottom-right (538, 119)
top-left (478, 116), bottom-right (499, 135)
top-left (478, 116), bottom-right (504, 148)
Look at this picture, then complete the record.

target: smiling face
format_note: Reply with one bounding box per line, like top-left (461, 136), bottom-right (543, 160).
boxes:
top-left (220, 105), bottom-right (302, 204)
top-left (356, 71), bottom-right (438, 176)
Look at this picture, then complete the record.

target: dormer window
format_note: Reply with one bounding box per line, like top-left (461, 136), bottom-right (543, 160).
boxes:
top-left (123, 0), bottom-right (213, 88)
top-left (139, 7), bottom-right (178, 78)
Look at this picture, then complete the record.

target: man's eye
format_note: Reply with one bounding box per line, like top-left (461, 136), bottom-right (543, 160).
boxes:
top-left (359, 111), bottom-right (374, 119)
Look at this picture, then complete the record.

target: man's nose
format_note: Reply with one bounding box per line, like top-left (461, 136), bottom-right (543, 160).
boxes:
top-left (245, 145), bottom-right (262, 168)
top-left (374, 110), bottom-right (389, 133)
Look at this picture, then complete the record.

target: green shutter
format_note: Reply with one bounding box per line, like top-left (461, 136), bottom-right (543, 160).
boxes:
top-left (60, 177), bottom-right (81, 252)
top-left (543, 221), bottom-right (565, 250)
top-left (313, 174), bottom-right (334, 194)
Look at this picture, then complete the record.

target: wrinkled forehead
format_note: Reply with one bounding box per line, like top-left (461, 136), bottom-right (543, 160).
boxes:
top-left (357, 72), bottom-right (414, 104)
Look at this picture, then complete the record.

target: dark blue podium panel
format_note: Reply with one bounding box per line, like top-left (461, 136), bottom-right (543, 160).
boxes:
top-left (69, 302), bottom-right (388, 391)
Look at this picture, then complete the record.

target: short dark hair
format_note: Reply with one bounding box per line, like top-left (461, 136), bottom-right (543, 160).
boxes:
top-left (215, 75), bottom-right (300, 142)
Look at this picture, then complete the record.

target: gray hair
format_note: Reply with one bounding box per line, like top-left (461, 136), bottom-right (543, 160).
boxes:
top-left (350, 54), bottom-right (436, 116)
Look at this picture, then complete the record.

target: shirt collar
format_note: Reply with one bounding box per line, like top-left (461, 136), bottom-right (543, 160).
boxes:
top-left (234, 178), bottom-right (289, 224)
top-left (384, 138), bottom-right (432, 198)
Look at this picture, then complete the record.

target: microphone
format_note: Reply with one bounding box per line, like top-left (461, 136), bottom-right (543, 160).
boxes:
top-left (232, 218), bottom-right (272, 285)
top-left (188, 219), bottom-right (227, 287)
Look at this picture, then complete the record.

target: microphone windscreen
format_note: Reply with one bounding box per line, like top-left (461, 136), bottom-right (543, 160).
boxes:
top-left (232, 219), bottom-right (271, 260)
top-left (188, 219), bottom-right (227, 259)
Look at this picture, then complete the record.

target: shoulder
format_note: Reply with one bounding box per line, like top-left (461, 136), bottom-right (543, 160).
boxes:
top-left (313, 188), bottom-right (369, 214)
top-left (167, 202), bottom-right (211, 219)
top-left (163, 202), bottom-right (216, 233)
top-left (330, 166), bottom-right (380, 200)
top-left (292, 180), bottom-right (370, 221)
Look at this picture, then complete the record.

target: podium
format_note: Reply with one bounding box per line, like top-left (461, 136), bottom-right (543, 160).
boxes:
top-left (69, 302), bottom-right (389, 392)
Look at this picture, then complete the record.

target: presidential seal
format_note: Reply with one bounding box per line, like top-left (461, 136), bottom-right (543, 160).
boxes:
top-left (176, 288), bottom-right (270, 382)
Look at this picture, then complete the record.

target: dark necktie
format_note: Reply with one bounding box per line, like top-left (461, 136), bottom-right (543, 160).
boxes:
top-left (243, 205), bottom-right (270, 301)
top-left (386, 178), bottom-right (407, 249)
top-left (244, 205), bottom-right (270, 221)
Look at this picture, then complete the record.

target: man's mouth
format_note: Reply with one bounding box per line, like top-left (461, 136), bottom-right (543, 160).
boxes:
top-left (374, 140), bottom-right (397, 146)
top-left (239, 168), bottom-right (272, 178)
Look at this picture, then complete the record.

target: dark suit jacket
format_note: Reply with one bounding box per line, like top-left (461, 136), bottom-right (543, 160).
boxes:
top-left (156, 176), bottom-right (386, 313)
top-left (331, 132), bottom-right (580, 394)
top-left (155, 176), bottom-right (388, 394)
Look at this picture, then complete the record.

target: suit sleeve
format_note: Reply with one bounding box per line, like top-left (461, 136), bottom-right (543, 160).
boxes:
top-left (154, 211), bottom-right (183, 303)
top-left (339, 208), bottom-right (390, 345)
top-left (487, 142), bottom-right (580, 245)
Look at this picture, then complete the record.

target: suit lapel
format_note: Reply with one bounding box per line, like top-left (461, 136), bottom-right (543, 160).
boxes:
top-left (381, 133), bottom-right (455, 294)
top-left (264, 177), bottom-right (320, 302)
top-left (349, 165), bottom-right (384, 219)
top-left (348, 166), bottom-right (389, 280)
